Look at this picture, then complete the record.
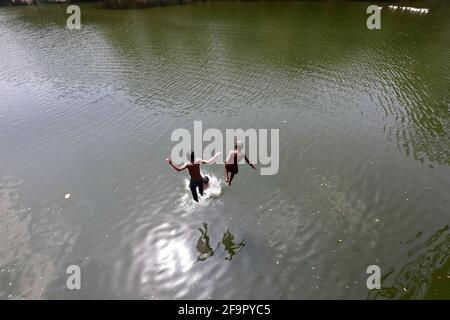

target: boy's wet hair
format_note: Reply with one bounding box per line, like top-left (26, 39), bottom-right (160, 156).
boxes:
top-left (203, 176), bottom-right (209, 184)
top-left (190, 151), bottom-right (195, 163)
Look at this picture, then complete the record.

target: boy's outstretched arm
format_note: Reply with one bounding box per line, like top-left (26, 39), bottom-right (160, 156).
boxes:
top-left (166, 158), bottom-right (187, 172)
top-left (244, 155), bottom-right (256, 170)
top-left (201, 152), bottom-right (222, 164)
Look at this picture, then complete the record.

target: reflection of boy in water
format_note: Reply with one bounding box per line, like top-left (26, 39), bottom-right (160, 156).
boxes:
top-left (195, 223), bottom-right (219, 262)
top-left (222, 228), bottom-right (245, 261)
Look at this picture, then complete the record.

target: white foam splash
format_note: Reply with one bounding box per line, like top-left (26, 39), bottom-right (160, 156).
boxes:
top-left (388, 5), bottom-right (429, 15)
top-left (177, 172), bottom-right (224, 213)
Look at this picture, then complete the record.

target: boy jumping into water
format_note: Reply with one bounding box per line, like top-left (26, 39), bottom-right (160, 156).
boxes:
top-left (167, 151), bottom-right (221, 202)
top-left (224, 140), bottom-right (256, 186)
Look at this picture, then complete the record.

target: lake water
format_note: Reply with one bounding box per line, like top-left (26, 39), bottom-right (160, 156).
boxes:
top-left (0, 1), bottom-right (449, 299)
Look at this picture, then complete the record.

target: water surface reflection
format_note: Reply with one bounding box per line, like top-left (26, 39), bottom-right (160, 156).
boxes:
top-left (368, 225), bottom-right (450, 300)
top-left (195, 223), bottom-right (219, 263)
top-left (222, 228), bottom-right (245, 261)
top-left (195, 223), bottom-right (245, 263)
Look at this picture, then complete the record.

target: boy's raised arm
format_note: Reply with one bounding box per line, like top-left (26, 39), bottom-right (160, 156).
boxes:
top-left (244, 155), bottom-right (256, 170)
top-left (201, 152), bottom-right (222, 164)
top-left (167, 158), bottom-right (187, 171)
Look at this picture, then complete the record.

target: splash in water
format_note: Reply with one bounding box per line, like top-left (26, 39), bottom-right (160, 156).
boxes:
top-left (177, 172), bottom-right (224, 212)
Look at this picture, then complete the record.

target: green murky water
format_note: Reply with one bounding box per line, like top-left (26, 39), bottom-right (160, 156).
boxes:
top-left (0, 1), bottom-right (449, 299)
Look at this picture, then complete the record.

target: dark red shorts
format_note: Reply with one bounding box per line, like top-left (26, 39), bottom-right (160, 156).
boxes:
top-left (225, 163), bottom-right (238, 174)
